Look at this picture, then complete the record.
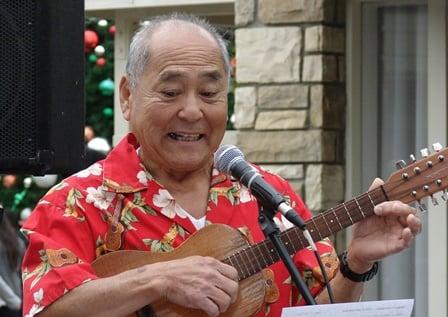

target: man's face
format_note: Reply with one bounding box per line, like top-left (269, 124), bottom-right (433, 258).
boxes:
top-left (122, 24), bottom-right (228, 174)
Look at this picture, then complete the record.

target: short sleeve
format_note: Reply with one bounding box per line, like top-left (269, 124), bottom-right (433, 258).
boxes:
top-left (21, 200), bottom-right (98, 316)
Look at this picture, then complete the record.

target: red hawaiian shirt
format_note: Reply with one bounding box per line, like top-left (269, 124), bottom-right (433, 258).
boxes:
top-left (21, 133), bottom-right (338, 317)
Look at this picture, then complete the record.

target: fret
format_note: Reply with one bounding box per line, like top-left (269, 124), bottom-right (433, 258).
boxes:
top-left (309, 218), bottom-right (323, 241)
top-left (267, 242), bottom-right (279, 263)
top-left (342, 202), bottom-right (354, 224)
top-left (236, 250), bottom-right (250, 279)
top-left (262, 241), bottom-right (275, 265)
top-left (241, 248), bottom-right (255, 276)
top-left (283, 231), bottom-right (295, 255)
top-left (292, 227), bottom-right (306, 249)
top-left (367, 192), bottom-right (376, 208)
top-left (331, 207), bottom-right (343, 230)
top-left (320, 212), bottom-right (332, 235)
top-left (228, 254), bottom-right (244, 279)
top-left (249, 246), bottom-right (262, 272)
top-left (354, 197), bottom-right (366, 218)
top-left (256, 244), bottom-right (269, 268)
top-left (227, 255), bottom-right (236, 268)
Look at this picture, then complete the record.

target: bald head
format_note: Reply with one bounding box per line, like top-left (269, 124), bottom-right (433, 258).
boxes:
top-left (125, 13), bottom-right (230, 91)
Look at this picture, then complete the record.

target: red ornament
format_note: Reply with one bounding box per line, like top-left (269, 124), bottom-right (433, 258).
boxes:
top-left (109, 25), bottom-right (116, 36)
top-left (96, 57), bottom-right (106, 67)
top-left (84, 30), bottom-right (99, 52)
top-left (2, 174), bottom-right (17, 188)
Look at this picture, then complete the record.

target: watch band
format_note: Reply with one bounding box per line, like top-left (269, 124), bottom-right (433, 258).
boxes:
top-left (339, 250), bottom-right (379, 282)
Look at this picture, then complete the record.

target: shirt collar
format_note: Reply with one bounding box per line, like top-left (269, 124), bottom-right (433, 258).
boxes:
top-left (102, 133), bottom-right (147, 193)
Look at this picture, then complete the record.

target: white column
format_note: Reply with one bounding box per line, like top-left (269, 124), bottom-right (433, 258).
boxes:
top-left (427, 1), bottom-right (447, 316)
top-left (113, 13), bottom-right (132, 146)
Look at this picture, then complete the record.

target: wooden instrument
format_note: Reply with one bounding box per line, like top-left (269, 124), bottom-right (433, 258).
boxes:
top-left (92, 144), bottom-right (448, 317)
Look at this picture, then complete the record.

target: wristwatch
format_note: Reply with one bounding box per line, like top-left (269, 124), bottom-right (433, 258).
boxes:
top-left (339, 250), bottom-right (379, 282)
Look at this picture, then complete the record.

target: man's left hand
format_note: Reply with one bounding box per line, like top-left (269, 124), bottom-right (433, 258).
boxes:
top-left (347, 178), bottom-right (422, 273)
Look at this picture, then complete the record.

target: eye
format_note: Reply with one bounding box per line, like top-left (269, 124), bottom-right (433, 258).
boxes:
top-left (161, 90), bottom-right (179, 98)
top-left (200, 91), bottom-right (218, 98)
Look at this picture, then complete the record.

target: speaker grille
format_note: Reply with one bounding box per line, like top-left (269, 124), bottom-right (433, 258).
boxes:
top-left (0, 1), bottom-right (37, 159)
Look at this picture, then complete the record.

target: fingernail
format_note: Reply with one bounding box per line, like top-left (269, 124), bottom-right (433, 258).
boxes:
top-left (374, 206), bottom-right (383, 215)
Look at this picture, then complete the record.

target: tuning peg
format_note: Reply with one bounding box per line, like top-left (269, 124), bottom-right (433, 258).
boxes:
top-left (431, 195), bottom-right (439, 206)
top-left (442, 190), bottom-right (448, 201)
top-left (395, 160), bottom-right (407, 170)
top-left (432, 143), bottom-right (443, 152)
top-left (420, 148), bottom-right (430, 158)
top-left (409, 154), bottom-right (416, 163)
top-left (416, 201), bottom-right (427, 213)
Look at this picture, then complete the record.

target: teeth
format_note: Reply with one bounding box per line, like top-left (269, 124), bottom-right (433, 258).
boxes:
top-left (168, 133), bottom-right (202, 142)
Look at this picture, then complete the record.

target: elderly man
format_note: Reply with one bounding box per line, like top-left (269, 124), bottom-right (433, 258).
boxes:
top-left (21, 13), bottom-right (421, 317)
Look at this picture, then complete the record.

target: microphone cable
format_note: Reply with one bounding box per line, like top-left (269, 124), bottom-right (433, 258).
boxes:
top-left (313, 249), bottom-right (335, 303)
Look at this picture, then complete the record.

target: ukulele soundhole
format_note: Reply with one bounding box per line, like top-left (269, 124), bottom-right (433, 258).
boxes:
top-left (136, 305), bottom-right (156, 317)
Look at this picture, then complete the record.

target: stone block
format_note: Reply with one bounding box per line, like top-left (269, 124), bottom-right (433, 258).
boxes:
top-left (236, 27), bottom-right (301, 83)
top-left (258, 0), bottom-right (334, 24)
top-left (255, 110), bottom-right (307, 130)
top-left (235, 0), bottom-right (255, 27)
top-left (225, 130), bottom-right (340, 163)
top-left (305, 26), bottom-right (345, 53)
top-left (260, 164), bottom-right (304, 179)
top-left (310, 85), bottom-right (345, 129)
top-left (302, 55), bottom-right (338, 82)
top-left (305, 164), bottom-right (344, 211)
top-left (258, 85), bottom-right (308, 109)
top-left (234, 87), bottom-right (257, 129)
top-left (289, 180), bottom-right (304, 197)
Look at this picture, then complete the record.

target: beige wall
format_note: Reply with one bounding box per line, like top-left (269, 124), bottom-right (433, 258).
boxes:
top-left (228, 0), bottom-right (346, 223)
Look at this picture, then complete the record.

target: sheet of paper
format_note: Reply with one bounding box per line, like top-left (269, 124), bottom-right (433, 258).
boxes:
top-left (281, 299), bottom-right (414, 317)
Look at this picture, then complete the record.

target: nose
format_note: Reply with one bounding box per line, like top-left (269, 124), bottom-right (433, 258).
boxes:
top-left (178, 93), bottom-right (203, 122)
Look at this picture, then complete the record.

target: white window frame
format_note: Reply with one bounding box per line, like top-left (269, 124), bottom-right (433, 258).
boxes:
top-left (347, 0), bottom-right (447, 316)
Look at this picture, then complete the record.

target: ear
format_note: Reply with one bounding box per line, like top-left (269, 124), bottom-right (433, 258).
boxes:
top-left (119, 75), bottom-right (132, 121)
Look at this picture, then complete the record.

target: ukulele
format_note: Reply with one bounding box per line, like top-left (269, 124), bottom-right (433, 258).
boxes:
top-left (92, 144), bottom-right (448, 317)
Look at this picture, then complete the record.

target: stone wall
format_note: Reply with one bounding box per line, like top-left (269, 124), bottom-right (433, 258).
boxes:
top-left (229, 0), bottom-right (346, 218)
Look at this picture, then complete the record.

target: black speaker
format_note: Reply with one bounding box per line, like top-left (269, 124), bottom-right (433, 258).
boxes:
top-left (0, 0), bottom-right (85, 175)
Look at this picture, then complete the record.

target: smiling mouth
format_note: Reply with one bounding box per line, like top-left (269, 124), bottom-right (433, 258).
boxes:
top-left (168, 132), bottom-right (204, 142)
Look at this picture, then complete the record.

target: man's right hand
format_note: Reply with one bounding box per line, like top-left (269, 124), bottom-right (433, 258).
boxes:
top-left (152, 256), bottom-right (239, 317)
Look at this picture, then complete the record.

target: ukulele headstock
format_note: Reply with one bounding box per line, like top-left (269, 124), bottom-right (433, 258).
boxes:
top-left (384, 143), bottom-right (448, 206)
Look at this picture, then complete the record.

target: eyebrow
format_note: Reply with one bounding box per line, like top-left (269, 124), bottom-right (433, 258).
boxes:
top-left (158, 70), bottom-right (223, 82)
top-left (199, 70), bottom-right (222, 81)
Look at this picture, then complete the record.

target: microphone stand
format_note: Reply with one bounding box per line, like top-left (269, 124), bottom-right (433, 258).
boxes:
top-left (257, 202), bottom-right (317, 306)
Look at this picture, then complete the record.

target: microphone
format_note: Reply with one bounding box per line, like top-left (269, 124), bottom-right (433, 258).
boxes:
top-left (214, 145), bottom-right (317, 251)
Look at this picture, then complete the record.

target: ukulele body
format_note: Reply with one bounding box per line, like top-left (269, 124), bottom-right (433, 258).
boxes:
top-left (92, 224), bottom-right (266, 317)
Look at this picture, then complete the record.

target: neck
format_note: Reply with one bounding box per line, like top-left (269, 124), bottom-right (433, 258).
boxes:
top-left (222, 187), bottom-right (388, 281)
top-left (139, 149), bottom-right (213, 193)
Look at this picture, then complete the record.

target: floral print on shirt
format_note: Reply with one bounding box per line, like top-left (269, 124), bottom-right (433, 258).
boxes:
top-left (21, 133), bottom-right (338, 317)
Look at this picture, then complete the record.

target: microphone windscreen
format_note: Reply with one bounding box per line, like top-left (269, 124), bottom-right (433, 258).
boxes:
top-left (213, 145), bottom-right (245, 173)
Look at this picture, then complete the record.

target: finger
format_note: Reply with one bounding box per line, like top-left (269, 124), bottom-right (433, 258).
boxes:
top-left (368, 177), bottom-right (385, 190)
top-left (401, 227), bottom-right (414, 248)
top-left (407, 214), bottom-right (422, 235)
top-left (207, 286), bottom-right (233, 314)
top-left (374, 201), bottom-right (414, 217)
top-left (217, 262), bottom-right (239, 282)
top-left (390, 228), bottom-right (413, 253)
top-left (216, 275), bottom-right (239, 304)
top-left (198, 297), bottom-right (220, 317)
